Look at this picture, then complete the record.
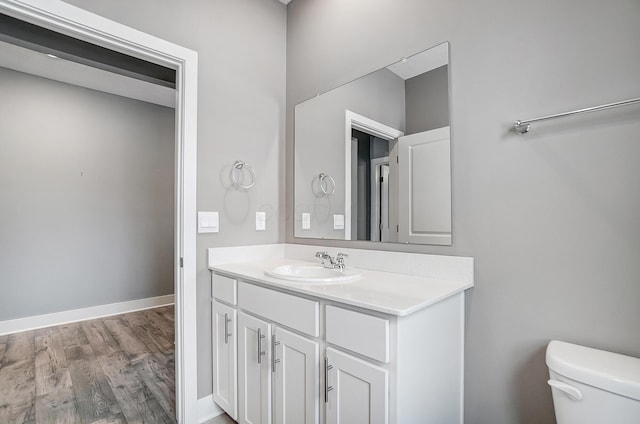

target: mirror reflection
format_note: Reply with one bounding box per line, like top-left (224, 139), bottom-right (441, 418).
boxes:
top-left (294, 42), bottom-right (451, 245)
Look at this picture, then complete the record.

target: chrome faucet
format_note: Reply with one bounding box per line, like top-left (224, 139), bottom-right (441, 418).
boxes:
top-left (315, 251), bottom-right (334, 268)
top-left (315, 251), bottom-right (348, 270)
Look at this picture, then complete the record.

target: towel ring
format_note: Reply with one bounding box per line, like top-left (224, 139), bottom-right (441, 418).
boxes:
top-left (319, 173), bottom-right (335, 196)
top-left (231, 160), bottom-right (255, 189)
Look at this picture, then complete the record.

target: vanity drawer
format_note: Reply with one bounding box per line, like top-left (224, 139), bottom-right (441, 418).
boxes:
top-left (212, 273), bottom-right (237, 305)
top-left (325, 305), bottom-right (389, 363)
top-left (238, 282), bottom-right (319, 337)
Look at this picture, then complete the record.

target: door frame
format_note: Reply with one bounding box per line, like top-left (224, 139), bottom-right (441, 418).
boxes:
top-left (344, 110), bottom-right (403, 240)
top-left (0, 1), bottom-right (199, 422)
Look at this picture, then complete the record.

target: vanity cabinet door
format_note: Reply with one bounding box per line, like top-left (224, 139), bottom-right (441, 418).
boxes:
top-left (213, 301), bottom-right (238, 420)
top-left (238, 312), bottom-right (272, 424)
top-left (325, 347), bottom-right (388, 424)
top-left (273, 327), bottom-right (319, 424)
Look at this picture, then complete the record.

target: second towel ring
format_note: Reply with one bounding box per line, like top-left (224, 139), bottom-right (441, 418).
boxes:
top-left (231, 160), bottom-right (255, 189)
top-left (319, 173), bottom-right (336, 196)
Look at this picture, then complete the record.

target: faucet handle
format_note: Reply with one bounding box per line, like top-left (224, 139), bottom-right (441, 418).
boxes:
top-left (335, 253), bottom-right (348, 270)
top-left (315, 251), bottom-right (328, 258)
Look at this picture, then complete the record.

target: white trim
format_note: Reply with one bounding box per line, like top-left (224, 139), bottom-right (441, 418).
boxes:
top-left (197, 395), bottom-right (224, 424)
top-left (0, 295), bottom-right (175, 336)
top-left (344, 110), bottom-right (403, 240)
top-left (459, 293), bottom-right (465, 424)
top-left (0, 2), bottom-right (199, 422)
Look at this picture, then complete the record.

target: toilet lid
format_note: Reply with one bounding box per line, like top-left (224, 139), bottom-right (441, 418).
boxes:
top-left (546, 340), bottom-right (640, 401)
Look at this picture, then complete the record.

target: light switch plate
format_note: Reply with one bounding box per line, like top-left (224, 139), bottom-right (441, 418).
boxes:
top-left (198, 211), bottom-right (219, 233)
top-left (302, 213), bottom-right (311, 230)
top-left (256, 212), bottom-right (266, 231)
top-left (333, 214), bottom-right (345, 230)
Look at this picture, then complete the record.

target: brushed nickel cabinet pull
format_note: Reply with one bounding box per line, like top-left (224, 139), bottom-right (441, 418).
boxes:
top-left (272, 336), bottom-right (281, 373)
top-left (257, 328), bottom-right (266, 364)
top-left (324, 357), bottom-right (334, 403)
top-left (224, 313), bottom-right (232, 344)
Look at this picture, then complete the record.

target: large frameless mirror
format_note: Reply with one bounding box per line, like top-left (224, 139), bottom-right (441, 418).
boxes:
top-left (294, 42), bottom-right (452, 245)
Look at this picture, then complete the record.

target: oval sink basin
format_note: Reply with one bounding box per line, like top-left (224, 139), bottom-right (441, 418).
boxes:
top-left (265, 264), bottom-right (361, 283)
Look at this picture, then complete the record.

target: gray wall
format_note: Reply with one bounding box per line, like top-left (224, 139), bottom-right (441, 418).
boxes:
top-left (0, 67), bottom-right (174, 320)
top-left (294, 67), bottom-right (404, 238)
top-left (65, 0), bottom-right (287, 397)
top-left (405, 64), bottom-right (449, 133)
top-left (286, 0), bottom-right (640, 423)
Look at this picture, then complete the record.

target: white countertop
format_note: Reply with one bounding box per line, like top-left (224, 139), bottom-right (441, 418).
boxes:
top-left (209, 258), bottom-right (473, 316)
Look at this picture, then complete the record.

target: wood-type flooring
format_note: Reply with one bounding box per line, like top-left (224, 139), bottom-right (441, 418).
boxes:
top-left (0, 305), bottom-right (175, 424)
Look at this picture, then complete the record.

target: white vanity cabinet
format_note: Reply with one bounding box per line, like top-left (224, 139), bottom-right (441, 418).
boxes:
top-left (237, 315), bottom-right (320, 424)
top-left (324, 305), bottom-right (390, 424)
top-left (321, 296), bottom-right (465, 424)
top-left (274, 327), bottom-right (319, 424)
top-left (211, 269), bottom-right (466, 424)
top-left (213, 301), bottom-right (238, 420)
top-left (214, 275), bottom-right (321, 424)
top-left (238, 311), bottom-right (272, 424)
top-left (212, 274), bottom-right (239, 420)
top-left (325, 347), bottom-right (388, 424)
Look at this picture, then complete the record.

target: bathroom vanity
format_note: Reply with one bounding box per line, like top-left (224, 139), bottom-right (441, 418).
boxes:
top-left (208, 244), bottom-right (473, 424)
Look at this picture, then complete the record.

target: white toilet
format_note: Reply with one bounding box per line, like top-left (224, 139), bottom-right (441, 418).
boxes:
top-left (546, 340), bottom-right (640, 423)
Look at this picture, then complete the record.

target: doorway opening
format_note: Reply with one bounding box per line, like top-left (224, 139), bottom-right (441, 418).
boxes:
top-left (0, 13), bottom-right (178, 423)
top-left (344, 110), bottom-right (403, 241)
top-left (350, 129), bottom-right (390, 242)
top-left (0, 1), bottom-right (199, 421)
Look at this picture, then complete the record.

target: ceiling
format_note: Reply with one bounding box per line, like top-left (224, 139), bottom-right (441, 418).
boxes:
top-left (0, 12), bottom-right (176, 107)
top-left (0, 40), bottom-right (176, 108)
top-left (386, 42), bottom-right (449, 80)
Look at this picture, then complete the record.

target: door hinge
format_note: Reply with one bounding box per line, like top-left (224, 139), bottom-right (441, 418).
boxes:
top-left (396, 156), bottom-right (399, 164)
top-left (396, 224), bottom-right (399, 232)
top-left (180, 257), bottom-right (184, 268)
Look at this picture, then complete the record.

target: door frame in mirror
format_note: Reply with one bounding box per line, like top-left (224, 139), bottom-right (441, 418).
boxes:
top-left (0, 1), bottom-right (199, 421)
top-left (344, 110), bottom-right (404, 240)
top-left (370, 156), bottom-right (390, 242)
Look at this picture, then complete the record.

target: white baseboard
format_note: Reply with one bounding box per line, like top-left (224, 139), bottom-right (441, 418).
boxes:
top-left (0, 294), bottom-right (175, 336)
top-left (198, 394), bottom-right (224, 423)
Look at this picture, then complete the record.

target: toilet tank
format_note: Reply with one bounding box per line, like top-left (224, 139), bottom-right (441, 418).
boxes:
top-left (546, 340), bottom-right (640, 424)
